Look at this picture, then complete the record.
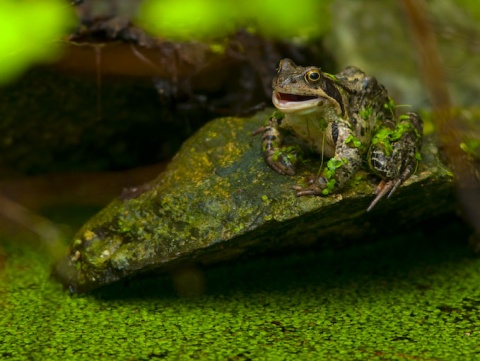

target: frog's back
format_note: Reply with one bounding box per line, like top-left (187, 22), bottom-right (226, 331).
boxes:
top-left (337, 66), bottom-right (393, 125)
top-left (336, 66), bottom-right (387, 97)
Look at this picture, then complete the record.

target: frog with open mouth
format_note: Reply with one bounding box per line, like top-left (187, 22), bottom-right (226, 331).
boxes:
top-left (255, 58), bottom-right (423, 211)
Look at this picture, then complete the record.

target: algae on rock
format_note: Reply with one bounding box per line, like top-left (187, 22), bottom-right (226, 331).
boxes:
top-left (54, 110), bottom-right (454, 292)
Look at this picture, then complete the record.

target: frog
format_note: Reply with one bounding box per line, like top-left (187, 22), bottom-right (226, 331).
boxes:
top-left (255, 58), bottom-right (423, 210)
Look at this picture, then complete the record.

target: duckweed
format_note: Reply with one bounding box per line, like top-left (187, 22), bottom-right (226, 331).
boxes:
top-left (1, 215), bottom-right (479, 360)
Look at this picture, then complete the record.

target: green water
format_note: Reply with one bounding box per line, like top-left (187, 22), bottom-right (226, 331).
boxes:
top-left (1, 214), bottom-right (479, 360)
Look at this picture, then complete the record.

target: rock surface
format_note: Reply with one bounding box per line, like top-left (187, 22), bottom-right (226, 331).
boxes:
top-left (54, 110), bottom-right (455, 292)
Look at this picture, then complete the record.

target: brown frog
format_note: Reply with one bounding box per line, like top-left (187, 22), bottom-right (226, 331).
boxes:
top-left (255, 58), bottom-right (423, 210)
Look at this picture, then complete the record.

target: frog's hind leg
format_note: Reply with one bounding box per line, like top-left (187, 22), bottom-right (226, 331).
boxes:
top-left (367, 112), bottom-right (423, 211)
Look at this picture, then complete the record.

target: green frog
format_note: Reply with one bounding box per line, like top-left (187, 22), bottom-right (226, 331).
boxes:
top-left (256, 58), bottom-right (423, 210)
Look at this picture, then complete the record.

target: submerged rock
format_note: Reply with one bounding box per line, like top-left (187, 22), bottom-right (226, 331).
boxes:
top-left (54, 110), bottom-right (454, 292)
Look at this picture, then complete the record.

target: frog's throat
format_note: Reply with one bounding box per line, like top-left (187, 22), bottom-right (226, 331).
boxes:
top-left (272, 90), bottom-right (326, 114)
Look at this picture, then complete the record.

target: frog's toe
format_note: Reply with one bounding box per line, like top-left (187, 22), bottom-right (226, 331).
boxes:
top-left (386, 179), bottom-right (403, 199)
top-left (293, 186), bottom-right (324, 197)
top-left (251, 126), bottom-right (266, 136)
top-left (269, 162), bottom-right (296, 175)
top-left (367, 180), bottom-right (395, 212)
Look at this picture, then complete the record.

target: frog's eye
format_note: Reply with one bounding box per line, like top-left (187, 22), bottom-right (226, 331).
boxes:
top-left (305, 69), bottom-right (321, 83)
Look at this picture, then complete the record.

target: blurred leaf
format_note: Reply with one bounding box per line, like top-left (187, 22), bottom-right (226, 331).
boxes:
top-left (138, 0), bottom-right (235, 41)
top-left (137, 0), bottom-right (332, 41)
top-left (0, 0), bottom-right (75, 85)
top-left (246, 0), bottom-right (332, 39)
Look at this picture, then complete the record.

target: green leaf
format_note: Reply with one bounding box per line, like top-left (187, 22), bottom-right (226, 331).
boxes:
top-left (0, 0), bottom-right (75, 84)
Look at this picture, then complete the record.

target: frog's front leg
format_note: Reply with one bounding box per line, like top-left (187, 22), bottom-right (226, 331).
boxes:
top-left (367, 112), bottom-right (423, 211)
top-left (255, 113), bottom-right (298, 176)
top-left (294, 123), bottom-right (362, 196)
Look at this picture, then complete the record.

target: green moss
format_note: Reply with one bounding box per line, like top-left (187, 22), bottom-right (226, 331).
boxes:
top-left (345, 134), bottom-right (366, 152)
top-left (359, 106), bottom-right (373, 120)
top-left (1, 215), bottom-right (479, 360)
top-left (370, 118), bottom-right (419, 158)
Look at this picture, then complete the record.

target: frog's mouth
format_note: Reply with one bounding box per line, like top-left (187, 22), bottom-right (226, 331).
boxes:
top-left (272, 90), bottom-right (324, 113)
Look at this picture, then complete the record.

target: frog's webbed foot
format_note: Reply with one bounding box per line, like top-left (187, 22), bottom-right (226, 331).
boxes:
top-left (292, 176), bottom-right (327, 196)
top-left (265, 149), bottom-right (297, 176)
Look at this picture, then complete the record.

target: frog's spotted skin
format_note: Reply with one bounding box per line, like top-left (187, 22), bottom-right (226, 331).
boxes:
top-left (257, 58), bottom-right (423, 210)
top-left (366, 112), bottom-right (423, 211)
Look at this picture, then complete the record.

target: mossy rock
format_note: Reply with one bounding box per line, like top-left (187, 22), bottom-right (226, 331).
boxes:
top-left (54, 109), bottom-right (454, 292)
